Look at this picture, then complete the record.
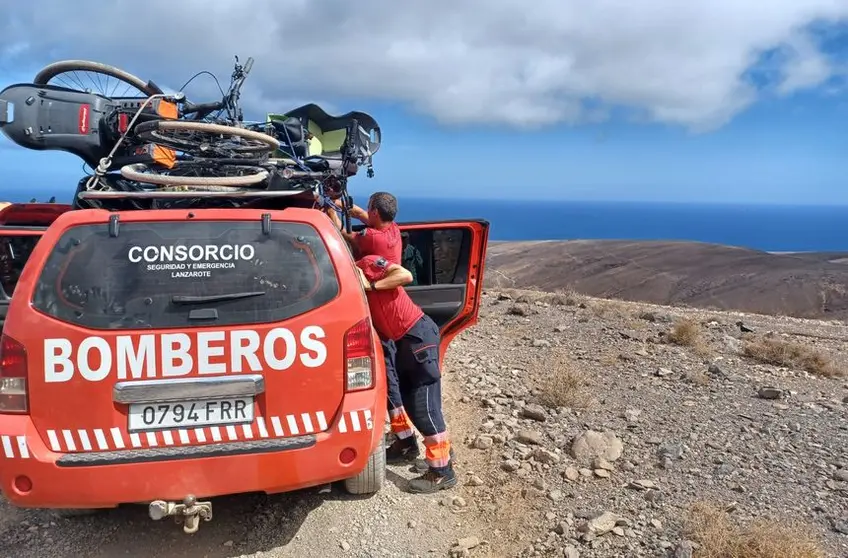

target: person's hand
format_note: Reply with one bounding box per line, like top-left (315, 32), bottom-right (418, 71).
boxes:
top-left (325, 206), bottom-right (342, 227)
top-left (357, 267), bottom-right (371, 291)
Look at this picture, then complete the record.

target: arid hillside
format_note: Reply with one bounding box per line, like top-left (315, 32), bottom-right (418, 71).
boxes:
top-left (485, 240), bottom-right (848, 319)
top-left (1, 289), bottom-right (846, 557)
top-left (450, 288), bottom-right (848, 557)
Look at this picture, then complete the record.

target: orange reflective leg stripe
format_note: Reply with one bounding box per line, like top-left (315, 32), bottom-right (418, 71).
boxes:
top-left (423, 432), bottom-right (451, 469)
top-left (389, 406), bottom-right (414, 440)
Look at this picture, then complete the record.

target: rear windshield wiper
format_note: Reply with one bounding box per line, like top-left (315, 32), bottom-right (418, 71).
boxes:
top-left (171, 291), bottom-right (266, 305)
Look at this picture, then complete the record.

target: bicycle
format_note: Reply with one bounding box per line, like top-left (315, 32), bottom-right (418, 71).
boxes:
top-left (3, 56), bottom-right (377, 232)
top-left (116, 98), bottom-right (381, 202)
top-left (0, 56), bottom-right (280, 189)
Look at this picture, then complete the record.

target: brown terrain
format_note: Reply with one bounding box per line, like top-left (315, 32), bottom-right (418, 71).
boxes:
top-left (484, 240), bottom-right (848, 319)
top-left (1, 242), bottom-right (847, 557)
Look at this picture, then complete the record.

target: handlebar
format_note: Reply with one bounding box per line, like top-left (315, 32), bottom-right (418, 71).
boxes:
top-left (183, 100), bottom-right (224, 120)
top-left (178, 55), bottom-right (254, 122)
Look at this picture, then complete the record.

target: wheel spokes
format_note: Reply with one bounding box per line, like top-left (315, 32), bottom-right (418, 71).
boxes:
top-left (47, 70), bottom-right (148, 98)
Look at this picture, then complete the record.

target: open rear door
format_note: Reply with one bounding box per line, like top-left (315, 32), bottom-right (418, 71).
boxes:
top-left (397, 219), bottom-right (489, 364)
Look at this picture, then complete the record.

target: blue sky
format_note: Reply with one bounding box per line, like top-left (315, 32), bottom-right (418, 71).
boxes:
top-left (2, 2), bottom-right (848, 205)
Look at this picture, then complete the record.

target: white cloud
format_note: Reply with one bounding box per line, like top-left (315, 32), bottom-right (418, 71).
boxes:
top-left (1, 0), bottom-right (847, 131)
top-left (775, 35), bottom-right (834, 94)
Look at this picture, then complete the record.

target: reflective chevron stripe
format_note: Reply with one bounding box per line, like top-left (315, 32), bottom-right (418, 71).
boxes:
top-left (2, 409), bottom-right (373, 457)
top-left (1, 435), bottom-right (30, 459)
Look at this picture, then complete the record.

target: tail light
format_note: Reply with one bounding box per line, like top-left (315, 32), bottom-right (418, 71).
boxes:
top-left (0, 334), bottom-right (28, 413)
top-left (344, 318), bottom-right (374, 392)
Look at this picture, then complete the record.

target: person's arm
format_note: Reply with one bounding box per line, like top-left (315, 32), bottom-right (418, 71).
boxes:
top-left (325, 206), bottom-right (360, 245)
top-left (364, 263), bottom-right (413, 291)
top-left (335, 199), bottom-right (369, 223)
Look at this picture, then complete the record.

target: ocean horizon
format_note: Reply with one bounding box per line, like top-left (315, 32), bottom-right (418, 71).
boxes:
top-left (1, 188), bottom-right (845, 253)
top-left (395, 198), bottom-right (847, 253)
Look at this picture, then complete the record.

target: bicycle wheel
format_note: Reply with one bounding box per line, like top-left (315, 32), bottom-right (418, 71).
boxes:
top-left (120, 162), bottom-right (269, 187)
top-left (33, 60), bottom-right (163, 98)
top-left (134, 120), bottom-right (280, 157)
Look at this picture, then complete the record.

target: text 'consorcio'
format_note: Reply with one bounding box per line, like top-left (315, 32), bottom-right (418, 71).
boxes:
top-left (128, 244), bottom-right (256, 264)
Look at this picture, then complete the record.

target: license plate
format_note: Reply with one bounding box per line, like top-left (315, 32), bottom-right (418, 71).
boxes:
top-left (127, 397), bottom-right (254, 432)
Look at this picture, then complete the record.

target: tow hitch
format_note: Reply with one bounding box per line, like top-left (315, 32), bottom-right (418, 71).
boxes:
top-left (148, 495), bottom-right (212, 534)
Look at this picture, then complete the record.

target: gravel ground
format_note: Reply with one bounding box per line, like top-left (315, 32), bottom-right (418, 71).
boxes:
top-left (450, 290), bottom-right (848, 557)
top-left (2, 288), bottom-right (847, 557)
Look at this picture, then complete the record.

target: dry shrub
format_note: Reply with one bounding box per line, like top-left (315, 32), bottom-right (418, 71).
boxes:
top-left (534, 350), bottom-right (592, 409)
top-left (666, 318), bottom-right (712, 357)
top-left (588, 301), bottom-right (609, 318)
top-left (498, 288), bottom-right (518, 299)
top-left (589, 300), bottom-right (620, 318)
top-left (625, 318), bottom-right (648, 331)
top-left (503, 288), bottom-right (583, 308)
top-left (638, 310), bottom-right (660, 322)
top-left (667, 318), bottom-right (702, 346)
top-left (742, 337), bottom-right (843, 378)
top-left (477, 479), bottom-right (540, 558)
top-left (599, 351), bottom-right (621, 366)
top-left (507, 304), bottom-right (529, 317)
top-left (684, 370), bottom-right (710, 386)
top-left (684, 501), bottom-right (826, 558)
top-left (589, 299), bottom-right (637, 321)
top-left (541, 288), bottom-right (582, 307)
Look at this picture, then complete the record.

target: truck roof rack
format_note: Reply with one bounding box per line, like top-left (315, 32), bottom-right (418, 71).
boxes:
top-left (76, 190), bottom-right (308, 200)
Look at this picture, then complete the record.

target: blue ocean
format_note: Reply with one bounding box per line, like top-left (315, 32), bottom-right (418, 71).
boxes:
top-left (4, 188), bottom-right (846, 253)
top-left (393, 198), bottom-right (848, 253)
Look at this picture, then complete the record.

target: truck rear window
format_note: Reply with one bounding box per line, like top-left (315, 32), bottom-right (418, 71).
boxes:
top-left (31, 220), bottom-right (339, 329)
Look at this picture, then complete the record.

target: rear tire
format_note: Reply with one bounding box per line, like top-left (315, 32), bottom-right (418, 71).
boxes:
top-left (344, 438), bottom-right (386, 495)
top-left (33, 60), bottom-right (163, 97)
top-left (134, 120), bottom-right (280, 157)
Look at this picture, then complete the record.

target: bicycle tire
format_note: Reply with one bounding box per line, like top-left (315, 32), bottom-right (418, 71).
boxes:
top-left (135, 120), bottom-right (280, 156)
top-left (33, 60), bottom-right (163, 97)
top-left (120, 163), bottom-right (269, 187)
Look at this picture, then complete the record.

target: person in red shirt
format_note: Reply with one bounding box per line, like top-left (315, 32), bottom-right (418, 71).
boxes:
top-left (355, 254), bottom-right (456, 493)
top-left (325, 193), bottom-right (417, 462)
top-left (334, 191), bottom-right (401, 263)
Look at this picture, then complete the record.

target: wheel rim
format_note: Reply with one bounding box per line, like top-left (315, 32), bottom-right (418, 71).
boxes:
top-left (40, 70), bottom-right (151, 98)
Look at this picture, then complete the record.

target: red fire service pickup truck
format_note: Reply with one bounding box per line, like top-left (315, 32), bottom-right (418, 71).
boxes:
top-left (0, 204), bottom-right (488, 533)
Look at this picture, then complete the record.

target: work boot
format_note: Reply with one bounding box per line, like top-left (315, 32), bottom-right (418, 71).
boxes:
top-left (385, 436), bottom-right (420, 464)
top-left (412, 447), bottom-right (456, 474)
top-left (407, 466), bottom-right (458, 494)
